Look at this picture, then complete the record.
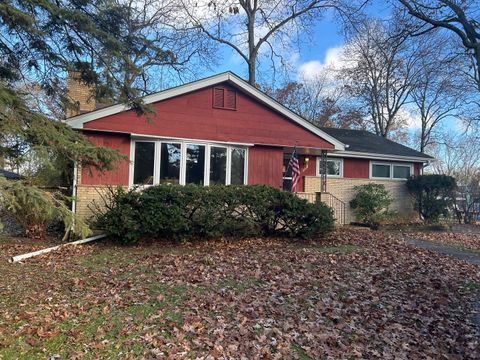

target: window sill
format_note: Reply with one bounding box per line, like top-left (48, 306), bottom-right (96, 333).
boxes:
top-left (370, 177), bottom-right (408, 181)
top-left (212, 106), bottom-right (237, 111)
top-left (316, 174), bottom-right (343, 178)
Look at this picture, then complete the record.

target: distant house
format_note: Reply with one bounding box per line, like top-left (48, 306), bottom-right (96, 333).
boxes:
top-left (65, 72), bottom-right (433, 224)
top-left (0, 168), bottom-right (21, 180)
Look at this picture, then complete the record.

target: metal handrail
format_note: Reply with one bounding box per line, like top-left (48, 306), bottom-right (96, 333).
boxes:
top-left (316, 192), bottom-right (346, 225)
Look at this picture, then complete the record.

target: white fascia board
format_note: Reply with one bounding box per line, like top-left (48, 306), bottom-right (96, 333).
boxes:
top-left (327, 150), bottom-right (433, 163)
top-left (65, 72), bottom-right (345, 150)
top-left (130, 132), bottom-right (254, 147)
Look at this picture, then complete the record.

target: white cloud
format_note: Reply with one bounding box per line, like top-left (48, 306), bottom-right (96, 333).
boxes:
top-left (298, 60), bottom-right (323, 80)
top-left (398, 107), bottom-right (421, 130)
top-left (297, 46), bottom-right (346, 81)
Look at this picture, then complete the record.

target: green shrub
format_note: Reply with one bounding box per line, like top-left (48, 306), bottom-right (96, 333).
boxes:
top-left (95, 187), bottom-right (142, 244)
top-left (96, 184), bottom-right (334, 243)
top-left (406, 174), bottom-right (456, 223)
top-left (350, 184), bottom-right (393, 226)
top-left (0, 177), bottom-right (90, 240)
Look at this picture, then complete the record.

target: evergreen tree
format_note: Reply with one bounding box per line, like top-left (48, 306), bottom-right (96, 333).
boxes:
top-left (0, 0), bottom-right (206, 238)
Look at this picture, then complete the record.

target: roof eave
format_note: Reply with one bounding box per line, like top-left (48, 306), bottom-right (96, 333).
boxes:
top-left (328, 150), bottom-right (434, 162)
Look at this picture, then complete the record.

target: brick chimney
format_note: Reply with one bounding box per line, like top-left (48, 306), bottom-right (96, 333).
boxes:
top-left (66, 71), bottom-right (96, 118)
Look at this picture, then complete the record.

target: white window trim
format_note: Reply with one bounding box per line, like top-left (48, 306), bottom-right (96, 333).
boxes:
top-left (206, 145), bottom-right (228, 186)
top-left (130, 140), bottom-right (157, 188)
top-left (129, 138), bottom-right (248, 187)
top-left (184, 142), bottom-right (207, 186)
top-left (229, 147), bottom-right (248, 186)
top-left (316, 157), bottom-right (343, 178)
top-left (159, 141), bottom-right (182, 185)
top-left (392, 164), bottom-right (413, 180)
top-left (369, 161), bottom-right (413, 181)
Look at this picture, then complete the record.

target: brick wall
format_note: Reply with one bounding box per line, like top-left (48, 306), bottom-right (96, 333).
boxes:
top-left (304, 176), bottom-right (415, 224)
top-left (66, 71), bottom-right (96, 117)
top-left (75, 185), bottom-right (130, 221)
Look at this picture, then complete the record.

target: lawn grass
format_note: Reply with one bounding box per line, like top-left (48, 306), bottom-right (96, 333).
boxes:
top-left (314, 244), bottom-right (363, 254)
top-left (0, 232), bottom-right (478, 359)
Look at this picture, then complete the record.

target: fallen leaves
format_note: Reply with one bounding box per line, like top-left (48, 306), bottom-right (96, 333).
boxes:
top-left (0, 229), bottom-right (479, 359)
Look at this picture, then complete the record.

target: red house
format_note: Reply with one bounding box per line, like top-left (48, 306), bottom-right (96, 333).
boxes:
top-left (66, 72), bottom-right (433, 224)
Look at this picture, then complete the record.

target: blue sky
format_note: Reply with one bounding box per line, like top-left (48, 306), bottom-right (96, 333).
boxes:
top-left (204, 10), bottom-right (345, 83)
top-left (204, 3), bottom-right (393, 83)
top-left (187, 4), bottom-right (466, 142)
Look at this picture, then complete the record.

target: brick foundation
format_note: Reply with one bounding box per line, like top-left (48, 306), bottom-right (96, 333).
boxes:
top-left (304, 176), bottom-right (415, 224)
top-left (75, 185), bottom-right (126, 222)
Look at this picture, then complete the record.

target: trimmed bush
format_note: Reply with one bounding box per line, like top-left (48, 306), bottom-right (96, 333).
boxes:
top-left (406, 174), bottom-right (456, 223)
top-left (350, 183), bottom-right (393, 227)
top-left (96, 185), bottom-right (334, 243)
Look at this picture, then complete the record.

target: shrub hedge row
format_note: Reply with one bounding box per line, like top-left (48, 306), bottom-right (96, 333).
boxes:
top-left (96, 184), bottom-right (334, 243)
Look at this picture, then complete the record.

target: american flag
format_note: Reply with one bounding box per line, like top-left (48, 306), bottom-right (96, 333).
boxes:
top-left (288, 147), bottom-right (301, 192)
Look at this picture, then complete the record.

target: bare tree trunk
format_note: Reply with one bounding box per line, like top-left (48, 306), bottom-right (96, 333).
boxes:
top-left (245, 0), bottom-right (257, 85)
top-left (180, 0), bottom-right (344, 87)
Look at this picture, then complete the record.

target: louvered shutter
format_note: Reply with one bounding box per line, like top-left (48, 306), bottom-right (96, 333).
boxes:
top-left (225, 89), bottom-right (236, 109)
top-left (213, 88), bottom-right (224, 107)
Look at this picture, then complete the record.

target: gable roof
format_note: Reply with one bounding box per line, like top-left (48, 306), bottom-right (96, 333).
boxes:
top-left (65, 72), bottom-right (345, 150)
top-left (320, 128), bottom-right (433, 161)
top-left (0, 168), bottom-right (22, 180)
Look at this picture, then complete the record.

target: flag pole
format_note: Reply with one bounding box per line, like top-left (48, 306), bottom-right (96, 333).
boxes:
top-left (288, 142), bottom-right (300, 193)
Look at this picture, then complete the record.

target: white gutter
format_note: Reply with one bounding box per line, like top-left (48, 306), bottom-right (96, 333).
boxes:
top-left (327, 150), bottom-right (433, 163)
top-left (130, 133), bottom-right (255, 147)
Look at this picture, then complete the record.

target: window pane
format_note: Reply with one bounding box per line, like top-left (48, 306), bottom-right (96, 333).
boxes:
top-left (186, 144), bottom-right (205, 185)
top-left (372, 164), bottom-right (390, 178)
top-left (327, 160), bottom-right (341, 176)
top-left (133, 142), bottom-right (155, 185)
top-left (393, 165), bottom-right (411, 179)
top-left (210, 147), bottom-right (227, 185)
top-left (231, 148), bottom-right (245, 185)
top-left (160, 143), bottom-right (181, 184)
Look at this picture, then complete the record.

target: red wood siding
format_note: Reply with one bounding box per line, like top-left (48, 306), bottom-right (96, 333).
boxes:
top-left (81, 132), bottom-right (130, 185)
top-left (343, 158), bottom-right (370, 179)
top-left (83, 83), bottom-right (334, 150)
top-left (248, 146), bottom-right (283, 188)
top-left (341, 158), bottom-right (424, 179)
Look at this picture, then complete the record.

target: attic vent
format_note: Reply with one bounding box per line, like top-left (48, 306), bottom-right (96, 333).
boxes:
top-left (213, 87), bottom-right (224, 107)
top-left (225, 89), bottom-right (236, 109)
top-left (213, 87), bottom-right (236, 110)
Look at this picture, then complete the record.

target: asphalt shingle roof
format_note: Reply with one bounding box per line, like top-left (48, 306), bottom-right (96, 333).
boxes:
top-left (0, 169), bottom-right (22, 180)
top-left (320, 128), bottom-right (434, 159)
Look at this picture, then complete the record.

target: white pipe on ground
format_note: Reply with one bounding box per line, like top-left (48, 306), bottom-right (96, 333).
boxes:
top-left (71, 161), bottom-right (78, 215)
top-left (9, 234), bottom-right (106, 263)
